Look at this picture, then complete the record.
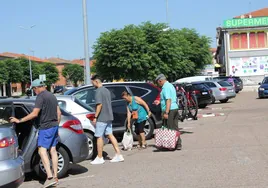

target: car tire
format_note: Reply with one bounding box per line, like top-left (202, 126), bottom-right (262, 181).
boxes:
top-left (211, 96), bottom-right (216, 104)
top-left (128, 118), bottom-right (155, 140)
top-left (84, 132), bottom-right (97, 160)
top-left (220, 99), bottom-right (229, 103)
top-left (235, 91), bottom-right (239, 94)
top-left (198, 104), bottom-right (207, 108)
top-left (33, 146), bottom-right (70, 179)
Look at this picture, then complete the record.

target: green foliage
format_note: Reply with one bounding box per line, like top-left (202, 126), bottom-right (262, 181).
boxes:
top-left (0, 61), bottom-right (9, 83)
top-left (39, 63), bottom-right (59, 86)
top-left (62, 64), bottom-right (84, 86)
top-left (93, 22), bottom-right (212, 81)
top-left (2, 58), bottom-right (24, 83)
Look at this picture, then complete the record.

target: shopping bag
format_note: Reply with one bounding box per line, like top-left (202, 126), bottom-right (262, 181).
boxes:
top-left (122, 130), bottom-right (133, 151)
top-left (155, 126), bottom-right (180, 149)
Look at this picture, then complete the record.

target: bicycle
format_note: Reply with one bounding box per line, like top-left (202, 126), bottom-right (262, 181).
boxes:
top-left (175, 83), bottom-right (198, 121)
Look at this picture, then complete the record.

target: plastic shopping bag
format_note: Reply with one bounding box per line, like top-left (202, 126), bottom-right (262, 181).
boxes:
top-left (122, 130), bottom-right (133, 151)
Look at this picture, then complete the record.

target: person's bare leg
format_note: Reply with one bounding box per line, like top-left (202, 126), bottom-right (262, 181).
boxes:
top-left (107, 134), bottom-right (120, 154)
top-left (97, 137), bottom-right (104, 158)
top-left (50, 147), bottom-right (58, 179)
top-left (137, 135), bottom-right (142, 147)
top-left (38, 147), bottom-right (53, 178)
top-left (140, 133), bottom-right (146, 146)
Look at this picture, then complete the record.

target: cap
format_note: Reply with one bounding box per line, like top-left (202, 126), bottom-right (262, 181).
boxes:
top-left (155, 74), bottom-right (166, 82)
top-left (30, 79), bottom-right (45, 89)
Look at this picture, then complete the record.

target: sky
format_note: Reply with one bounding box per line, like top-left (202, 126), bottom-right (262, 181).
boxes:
top-left (0, 0), bottom-right (267, 60)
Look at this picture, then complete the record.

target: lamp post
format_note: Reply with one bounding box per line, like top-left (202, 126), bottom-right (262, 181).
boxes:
top-left (82, 0), bottom-right (91, 85)
top-left (19, 25), bottom-right (36, 96)
top-left (166, 0), bottom-right (169, 25)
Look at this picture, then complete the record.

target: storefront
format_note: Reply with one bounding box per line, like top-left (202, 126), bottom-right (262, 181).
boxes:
top-left (216, 8), bottom-right (268, 84)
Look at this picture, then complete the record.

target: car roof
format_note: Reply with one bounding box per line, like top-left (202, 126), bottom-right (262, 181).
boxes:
top-left (76, 81), bottom-right (147, 89)
top-left (0, 98), bottom-right (36, 105)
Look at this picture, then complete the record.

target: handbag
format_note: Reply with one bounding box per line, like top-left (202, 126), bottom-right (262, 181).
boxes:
top-left (155, 126), bottom-right (180, 150)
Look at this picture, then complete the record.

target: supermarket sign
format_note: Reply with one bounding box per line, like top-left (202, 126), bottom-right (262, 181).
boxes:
top-left (223, 17), bottom-right (268, 28)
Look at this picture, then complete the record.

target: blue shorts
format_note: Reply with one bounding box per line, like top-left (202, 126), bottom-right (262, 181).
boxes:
top-left (95, 121), bottom-right (113, 137)
top-left (38, 126), bottom-right (59, 149)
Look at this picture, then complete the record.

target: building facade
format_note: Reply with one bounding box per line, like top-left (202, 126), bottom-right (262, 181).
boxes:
top-left (216, 8), bottom-right (268, 85)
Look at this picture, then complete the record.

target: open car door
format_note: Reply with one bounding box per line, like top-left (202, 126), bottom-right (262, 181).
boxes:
top-left (0, 101), bottom-right (15, 128)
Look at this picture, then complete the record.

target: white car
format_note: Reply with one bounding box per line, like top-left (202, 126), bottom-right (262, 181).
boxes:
top-left (55, 95), bottom-right (106, 159)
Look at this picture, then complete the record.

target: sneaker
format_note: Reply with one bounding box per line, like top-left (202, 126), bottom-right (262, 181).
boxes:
top-left (110, 154), bottom-right (124, 163)
top-left (90, 156), bottom-right (105, 165)
top-left (43, 178), bottom-right (57, 188)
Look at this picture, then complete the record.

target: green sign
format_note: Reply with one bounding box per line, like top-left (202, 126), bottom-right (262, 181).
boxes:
top-left (223, 17), bottom-right (268, 28)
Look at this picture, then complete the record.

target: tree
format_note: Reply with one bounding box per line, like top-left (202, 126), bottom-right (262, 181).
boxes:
top-left (40, 63), bottom-right (59, 90)
top-left (93, 22), bottom-right (212, 81)
top-left (62, 64), bottom-right (84, 86)
top-left (16, 57), bottom-right (42, 93)
top-left (0, 61), bottom-right (9, 84)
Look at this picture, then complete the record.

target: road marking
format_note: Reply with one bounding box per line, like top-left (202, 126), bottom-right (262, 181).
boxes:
top-left (60, 175), bottom-right (95, 182)
top-left (197, 113), bottom-right (225, 118)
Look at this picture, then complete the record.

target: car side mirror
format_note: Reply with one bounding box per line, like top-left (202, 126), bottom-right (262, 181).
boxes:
top-left (258, 82), bottom-right (261, 85)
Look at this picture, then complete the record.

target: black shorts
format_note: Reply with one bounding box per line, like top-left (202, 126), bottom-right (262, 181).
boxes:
top-left (134, 120), bottom-right (146, 134)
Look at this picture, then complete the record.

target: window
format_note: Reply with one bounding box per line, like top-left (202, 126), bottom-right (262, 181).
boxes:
top-left (218, 81), bottom-right (232, 87)
top-left (74, 88), bottom-right (96, 105)
top-left (58, 101), bottom-right (67, 110)
top-left (0, 106), bottom-right (13, 126)
top-left (205, 82), bottom-right (217, 88)
top-left (129, 87), bottom-right (149, 97)
top-left (249, 32), bottom-right (268, 49)
top-left (230, 33), bottom-right (248, 50)
top-left (106, 86), bottom-right (126, 101)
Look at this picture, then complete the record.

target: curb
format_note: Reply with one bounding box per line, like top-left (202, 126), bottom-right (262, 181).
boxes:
top-left (197, 113), bottom-right (225, 118)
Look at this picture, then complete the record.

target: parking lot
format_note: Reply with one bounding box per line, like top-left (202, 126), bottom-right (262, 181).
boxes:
top-left (21, 91), bottom-right (268, 188)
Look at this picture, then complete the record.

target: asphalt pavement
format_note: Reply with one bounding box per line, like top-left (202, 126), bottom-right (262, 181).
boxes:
top-left (21, 91), bottom-right (268, 188)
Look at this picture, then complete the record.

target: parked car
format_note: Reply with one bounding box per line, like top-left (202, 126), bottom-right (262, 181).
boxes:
top-left (64, 82), bottom-right (162, 139)
top-left (0, 99), bottom-right (89, 179)
top-left (0, 105), bottom-right (24, 187)
top-left (202, 81), bottom-right (236, 103)
top-left (258, 77), bottom-right (268, 98)
top-left (212, 76), bottom-right (243, 93)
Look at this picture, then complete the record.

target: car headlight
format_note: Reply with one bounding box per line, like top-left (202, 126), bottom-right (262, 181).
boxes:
top-left (259, 88), bottom-right (265, 91)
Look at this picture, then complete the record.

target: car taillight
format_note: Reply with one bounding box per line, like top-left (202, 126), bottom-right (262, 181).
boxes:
top-left (0, 137), bottom-right (15, 148)
top-left (192, 90), bottom-right (200, 94)
top-left (219, 87), bottom-right (227, 91)
top-left (63, 120), bottom-right (84, 134)
top-left (86, 113), bottom-right (95, 121)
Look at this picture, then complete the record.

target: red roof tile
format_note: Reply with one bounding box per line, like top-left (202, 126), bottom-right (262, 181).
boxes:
top-left (44, 57), bottom-right (72, 64)
top-left (235, 7), bottom-right (268, 18)
top-left (72, 59), bottom-right (95, 67)
top-left (0, 52), bottom-right (46, 62)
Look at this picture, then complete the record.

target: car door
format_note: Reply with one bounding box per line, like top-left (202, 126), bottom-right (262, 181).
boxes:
top-left (105, 86), bottom-right (128, 129)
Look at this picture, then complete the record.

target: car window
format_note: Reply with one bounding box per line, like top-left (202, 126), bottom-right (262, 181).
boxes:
top-left (74, 88), bottom-right (96, 104)
top-left (58, 101), bottom-right (67, 110)
top-left (205, 82), bottom-right (217, 88)
top-left (0, 106), bottom-right (13, 126)
top-left (262, 78), bottom-right (268, 84)
top-left (193, 84), bottom-right (207, 90)
top-left (106, 86), bottom-right (126, 101)
top-left (129, 87), bottom-right (149, 97)
top-left (74, 98), bottom-right (94, 112)
top-left (218, 81), bottom-right (232, 87)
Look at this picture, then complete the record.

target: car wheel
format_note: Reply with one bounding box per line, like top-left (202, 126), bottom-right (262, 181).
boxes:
top-left (235, 91), bottom-right (239, 94)
top-left (33, 146), bottom-right (70, 179)
top-left (211, 96), bottom-right (216, 104)
top-left (85, 132), bottom-right (96, 160)
top-left (220, 99), bottom-right (229, 103)
top-left (129, 118), bottom-right (155, 140)
top-left (198, 104), bottom-right (207, 108)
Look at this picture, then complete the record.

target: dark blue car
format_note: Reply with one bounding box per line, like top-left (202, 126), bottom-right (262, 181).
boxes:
top-left (258, 77), bottom-right (268, 98)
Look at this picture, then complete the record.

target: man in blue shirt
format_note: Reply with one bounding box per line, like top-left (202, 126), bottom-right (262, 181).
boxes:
top-left (155, 74), bottom-right (182, 150)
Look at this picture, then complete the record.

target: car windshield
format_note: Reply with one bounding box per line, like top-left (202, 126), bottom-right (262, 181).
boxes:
top-left (218, 81), bottom-right (232, 87)
top-left (262, 78), bottom-right (268, 84)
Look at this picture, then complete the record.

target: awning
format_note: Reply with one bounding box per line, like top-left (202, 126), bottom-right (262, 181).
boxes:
top-left (214, 63), bottom-right (221, 68)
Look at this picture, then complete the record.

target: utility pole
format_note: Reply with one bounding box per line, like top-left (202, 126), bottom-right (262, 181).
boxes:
top-left (166, 0), bottom-right (169, 25)
top-left (82, 0), bottom-right (91, 85)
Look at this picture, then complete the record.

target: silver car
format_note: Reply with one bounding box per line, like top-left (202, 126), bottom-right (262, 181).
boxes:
top-left (0, 103), bottom-right (24, 187)
top-left (203, 80), bottom-right (236, 103)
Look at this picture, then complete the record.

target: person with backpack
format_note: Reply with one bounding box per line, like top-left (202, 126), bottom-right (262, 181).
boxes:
top-left (121, 91), bottom-right (152, 149)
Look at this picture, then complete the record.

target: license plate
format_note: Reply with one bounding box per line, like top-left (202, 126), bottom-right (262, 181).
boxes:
top-left (228, 89), bottom-right (233, 92)
top-left (202, 92), bottom-right (208, 95)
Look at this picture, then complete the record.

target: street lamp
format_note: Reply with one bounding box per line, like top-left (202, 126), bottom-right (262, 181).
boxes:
top-left (82, 0), bottom-right (91, 85)
top-left (166, 0), bottom-right (169, 25)
top-left (19, 25), bottom-right (36, 96)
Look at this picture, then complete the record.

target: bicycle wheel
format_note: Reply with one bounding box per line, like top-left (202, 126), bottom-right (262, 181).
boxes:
top-left (188, 94), bottom-right (198, 118)
top-left (177, 92), bottom-right (187, 122)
